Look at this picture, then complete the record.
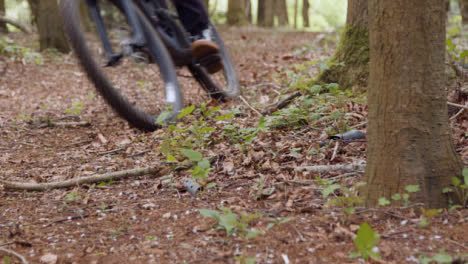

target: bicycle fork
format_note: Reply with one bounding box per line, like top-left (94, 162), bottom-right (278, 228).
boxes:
top-left (86, 0), bottom-right (146, 66)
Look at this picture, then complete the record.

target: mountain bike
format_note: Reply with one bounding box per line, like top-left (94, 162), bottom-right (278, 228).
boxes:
top-left (60, 0), bottom-right (240, 131)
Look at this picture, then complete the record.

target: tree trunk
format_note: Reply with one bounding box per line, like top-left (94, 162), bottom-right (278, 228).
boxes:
top-left (294, 0), bottom-right (298, 28)
top-left (263, 0), bottom-right (274, 27)
top-left (316, 0), bottom-right (369, 91)
top-left (203, 0), bottom-right (209, 9)
top-left (276, 0), bottom-right (289, 26)
top-left (303, 0), bottom-right (310, 28)
top-left (245, 0), bottom-right (252, 24)
top-left (0, 0), bottom-right (7, 33)
top-left (257, 0), bottom-right (265, 26)
top-left (365, 0), bottom-right (463, 208)
top-left (459, 0), bottom-right (468, 24)
top-left (27, 0), bottom-right (38, 26)
top-left (227, 0), bottom-right (247, 25)
top-left (37, 0), bottom-right (70, 53)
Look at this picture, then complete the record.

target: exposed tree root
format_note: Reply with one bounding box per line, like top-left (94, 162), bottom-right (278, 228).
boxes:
top-left (0, 14), bottom-right (31, 34)
top-left (1, 166), bottom-right (166, 191)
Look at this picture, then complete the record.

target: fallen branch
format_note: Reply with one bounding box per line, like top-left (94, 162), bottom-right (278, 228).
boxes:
top-left (262, 91), bottom-right (302, 115)
top-left (447, 101), bottom-right (468, 110)
top-left (1, 166), bottom-right (164, 191)
top-left (239, 95), bottom-right (263, 116)
top-left (0, 15), bottom-right (31, 34)
top-left (296, 162), bottom-right (366, 173)
top-left (0, 247), bottom-right (29, 264)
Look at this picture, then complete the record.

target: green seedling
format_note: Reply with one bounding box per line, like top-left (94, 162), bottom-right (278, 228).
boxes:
top-left (199, 208), bottom-right (264, 239)
top-left (349, 222), bottom-right (381, 261)
top-left (442, 168), bottom-right (468, 208)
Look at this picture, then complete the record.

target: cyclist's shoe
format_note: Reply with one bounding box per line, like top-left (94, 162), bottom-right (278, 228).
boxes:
top-left (104, 52), bottom-right (123, 67)
top-left (191, 39), bottom-right (223, 74)
top-left (191, 27), bottom-right (223, 74)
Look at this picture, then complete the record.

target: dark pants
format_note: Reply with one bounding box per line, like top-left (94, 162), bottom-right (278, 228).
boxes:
top-left (172, 0), bottom-right (210, 36)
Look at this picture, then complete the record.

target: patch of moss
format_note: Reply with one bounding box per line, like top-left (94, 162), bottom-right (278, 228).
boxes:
top-left (316, 25), bottom-right (370, 92)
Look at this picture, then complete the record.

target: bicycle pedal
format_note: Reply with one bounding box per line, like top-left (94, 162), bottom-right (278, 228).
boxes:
top-left (104, 53), bottom-right (123, 67)
top-left (198, 53), bottom-right (223, 74)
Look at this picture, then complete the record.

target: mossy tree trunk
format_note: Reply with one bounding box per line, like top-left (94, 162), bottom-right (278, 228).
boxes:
top-left (227, 0), bottom-right (247, 25)
top-left (365, 0), bottom-right (463, 208)
top-left (37, 0), bottom-right (70, 53)
top-left (316, 0), bottom-right (369, 91)
top-left (0, 0), bottom-right (7, 33)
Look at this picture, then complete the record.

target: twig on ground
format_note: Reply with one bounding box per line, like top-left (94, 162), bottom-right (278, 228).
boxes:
top-left (449, 103), bottom-right (467, 120)
top-left (0, 166), bottom-right (165, 191)
top-left (128, 150), bottom-right (151, 157)
top-left (43, 214), bottom-right (90, 228)
top-left (0, 247), bottom-right (29, 264)
top-left (52, 121), bottom-right (91, 127)
top-left (98, 147), bottom-right (126, 156)
top-left (282, 172), bottom-right (362, 186)
top-left (262, 91), bottom-right (302, 115)
top-left (239, 95), bottom-right (263, 116)
top-left (295, 162), bottom-right (366, 173)
top-left (447, 101), bottom-right (468, 110)
top-left (248, 82), bottom-right (284, 90)
top-left (330, 141), bottom-right (340, 161)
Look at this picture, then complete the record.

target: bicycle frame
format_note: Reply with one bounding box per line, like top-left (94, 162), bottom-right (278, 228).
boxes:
top-left (86, 0), bottom-right (191, 67)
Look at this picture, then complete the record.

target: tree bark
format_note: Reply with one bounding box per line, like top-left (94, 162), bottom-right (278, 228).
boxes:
top-left (257, 0), bottom-right (265, 26)
top-left (365, 0), bottom-right (463, 208)
top-left (302, 0), bottom-right (310, 28)
top-left (227, 0), bottom-right (247, 25)
top-left (276, 0), bottom-right (289, 26)
top-left (0, 0), bottom-right (7, 33)
top-left (37, 0), bottom-right (70, 53)
top-left (316, 0), bottom-right (369, 91)
top-left (262, 0), bottom-right (274, 27)
top-left (459, 0), bottom-right (468, 24)
top-left (294, 0), bottom-right (298, 28)
top-left (27, 0), bottom-right (38, 26)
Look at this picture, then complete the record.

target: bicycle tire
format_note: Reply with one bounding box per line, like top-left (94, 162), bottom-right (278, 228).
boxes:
top-left (188, 23), bottom-right (240, 100)
top-left (61, 0), bottom-right (183, 131)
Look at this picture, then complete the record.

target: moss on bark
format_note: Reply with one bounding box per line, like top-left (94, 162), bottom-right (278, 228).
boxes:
top-left (316, 25), bottom-right (369, 91)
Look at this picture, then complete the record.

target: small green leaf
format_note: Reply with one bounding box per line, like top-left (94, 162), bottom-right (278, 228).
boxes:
top-left (354, 222), bottom-right (380, 260)
top-left (405, 185), bottom-right (420, 193)
top-left (198, 159), bottom-right (211, 169)
top-left (432, 254), bottom-right (453, 263)
top-left (199, 209), bottom-right (220, 220)
top-left (156, 111), bottom-right (171, 124)
top-left (378, 197), bottom-right (390, 206)
top-left (246, 229), bottom-right (264, 239)
top-left (166, 154), bottom-right (177, 162)
top-left (462, 168), bottom-right (468, 185)
top-left (181, 149), bottom-right (203, 162)
top-left (452, 177), bottom-right (461, 187)
top-left (322, 184), bottom-right (341, 198)
top-left (244, 258), bottom-right (256, 264)
top-left (177, 105), bottom-right (195, 119)
top-left (266, 223), bottom-right (275, 230)
top-left (219, 212), bottom-right (238, 235)
top-left (442, 187), bottom-right (453, 193)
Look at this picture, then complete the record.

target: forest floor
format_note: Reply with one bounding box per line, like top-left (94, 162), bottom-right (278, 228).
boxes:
top-left (0, 26), bottom-right (467, 264)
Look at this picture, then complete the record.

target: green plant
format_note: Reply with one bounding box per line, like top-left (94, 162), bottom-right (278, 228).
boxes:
top-left (379, 184), bottom-right (421, 207)
top-left (419, 253), bottom-right (454, 264)
top-left (442, 169), bottom-right (468, 208)
top-left (3, 256), bottom-right (11, 264)
top-left (199, 208), bottom-right (264, 239)
top-left (66, 101), bottom-right (83, 115)
top-left (349, 222), bottom-right (381, 261)
top-left (181, 149), bottom-right (211, 181)
top-left (0, 37), bottom-right (43, 64)
top-left (323, 181), bottom-right (366, 217)
top-left (235, 255), bottom-right (256, 264)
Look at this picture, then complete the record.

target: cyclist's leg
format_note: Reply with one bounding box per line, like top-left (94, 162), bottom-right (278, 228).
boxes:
top-left (87, 0), bottom-right (122, 66)
top-left (171, 0), bottom-right (222, 73)
top-left (171, 0), bottom-right (210, 37)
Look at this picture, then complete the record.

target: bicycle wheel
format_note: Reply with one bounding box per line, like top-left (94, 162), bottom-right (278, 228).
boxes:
top-left (61, 0), bottom-right (183, 131)
top-left (188, 22), bottom-right (241, 101)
